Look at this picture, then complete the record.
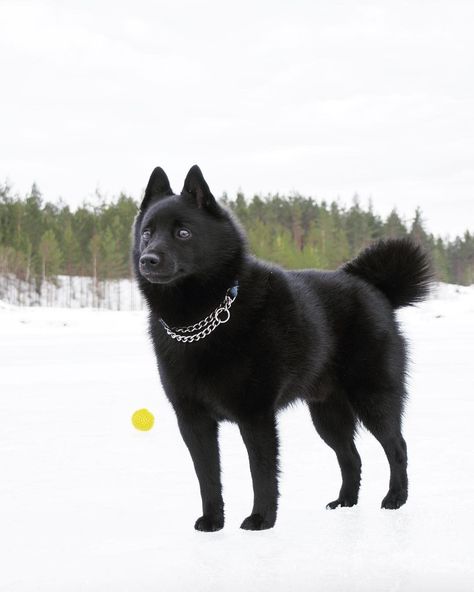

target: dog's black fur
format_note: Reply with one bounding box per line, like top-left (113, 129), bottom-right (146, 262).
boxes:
top-left (132, 165), bottom-right (433, 531)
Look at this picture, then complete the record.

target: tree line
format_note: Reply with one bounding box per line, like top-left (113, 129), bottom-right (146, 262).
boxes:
top-left (0, 183), bottom-right (473, 298)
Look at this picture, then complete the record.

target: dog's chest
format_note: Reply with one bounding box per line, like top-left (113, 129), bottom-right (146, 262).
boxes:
top-left (157, 339), bottom-right (259, 420)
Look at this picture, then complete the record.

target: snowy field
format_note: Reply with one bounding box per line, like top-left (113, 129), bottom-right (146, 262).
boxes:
top-left (1, 284), bottom-right (473, 592)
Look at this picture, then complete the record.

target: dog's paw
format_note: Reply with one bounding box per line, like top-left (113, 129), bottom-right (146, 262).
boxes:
top-left (381, 489), bottom-right (407, 509)
top-left (326, 495), bottom-right (358, 510)
top-left (240, 513), bottom-right (275, 531)
top-left (194, 514), bottom-right (224, 532)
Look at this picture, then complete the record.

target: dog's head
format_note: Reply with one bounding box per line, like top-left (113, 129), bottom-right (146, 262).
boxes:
top-left (133, 165), bottom-right (245, 285)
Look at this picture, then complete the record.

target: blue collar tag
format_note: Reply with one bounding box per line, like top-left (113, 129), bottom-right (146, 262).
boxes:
top-left (228, 281), bottom-right (239, 300)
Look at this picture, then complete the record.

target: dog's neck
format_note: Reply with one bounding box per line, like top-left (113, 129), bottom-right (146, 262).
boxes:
top-left (140, 258), bottom-right (246, 327)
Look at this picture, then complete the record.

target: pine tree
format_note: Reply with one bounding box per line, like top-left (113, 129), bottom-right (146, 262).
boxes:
top-left (39, 229), bottom-right (61, 279)
top-left (384, 209), bottom-right (407, 239)
top-left (345, 195), bottom-right (371, 254)
top-left (89, 234), bottom-right (101, 307)
top-left (410, 207), bottom-right (429, 247)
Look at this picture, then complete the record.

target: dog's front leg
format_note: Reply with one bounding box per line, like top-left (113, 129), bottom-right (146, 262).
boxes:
top-left (239, 412), bottom-right (279, 530)
top-left (176, 407), bottom-right (224, 532)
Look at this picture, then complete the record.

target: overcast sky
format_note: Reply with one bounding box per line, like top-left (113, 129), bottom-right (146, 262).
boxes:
top-left (1, 0), bottom-right (473, 237)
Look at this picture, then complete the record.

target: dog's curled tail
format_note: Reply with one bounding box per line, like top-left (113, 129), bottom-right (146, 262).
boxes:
top-left (343, 238), bottom-right (434, 309)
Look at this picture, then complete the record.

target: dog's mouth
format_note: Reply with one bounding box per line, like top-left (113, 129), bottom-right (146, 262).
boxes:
top-left (139, 264), bottom-right (186, 285)
top-left (140, 270), bottom-right (180, 284)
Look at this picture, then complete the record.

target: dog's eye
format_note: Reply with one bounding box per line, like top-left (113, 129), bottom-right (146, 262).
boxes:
top-left (175, 228), bottom-right (192, 240)
top-left (142, 229), bottom-right (151, 242)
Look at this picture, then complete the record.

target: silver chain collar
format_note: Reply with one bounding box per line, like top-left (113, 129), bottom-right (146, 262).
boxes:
top-left (159, 284), bottom-right (239, 343)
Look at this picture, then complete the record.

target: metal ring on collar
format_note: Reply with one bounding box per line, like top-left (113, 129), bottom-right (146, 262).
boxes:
top-left (215, 307), bottom-right (231, 324)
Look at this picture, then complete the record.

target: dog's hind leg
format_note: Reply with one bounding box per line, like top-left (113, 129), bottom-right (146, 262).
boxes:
top-left (349, 389), bottom-right (408, 509)
top-left (308, 394), bottom-right (362, 509)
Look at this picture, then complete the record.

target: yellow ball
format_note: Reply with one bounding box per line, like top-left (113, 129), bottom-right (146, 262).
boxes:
top-left (132, 408), bottom-right (155, 431)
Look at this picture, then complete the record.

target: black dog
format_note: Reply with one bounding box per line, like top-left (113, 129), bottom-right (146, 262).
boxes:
top-left (132, 165), bottom-right (432, 531)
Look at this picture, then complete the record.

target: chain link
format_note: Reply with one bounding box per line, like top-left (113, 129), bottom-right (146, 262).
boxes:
top-left (159, 285), bottom-right (238, 344)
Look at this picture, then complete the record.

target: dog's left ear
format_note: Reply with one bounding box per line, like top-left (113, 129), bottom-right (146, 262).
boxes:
top-left (182, 165), bottom-right (219, 213)
top-left (139, 167), bottom-right (173, 212)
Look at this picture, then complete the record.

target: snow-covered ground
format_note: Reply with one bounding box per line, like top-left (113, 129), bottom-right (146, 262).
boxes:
top-left (0, 284), bottom-right (473, 591)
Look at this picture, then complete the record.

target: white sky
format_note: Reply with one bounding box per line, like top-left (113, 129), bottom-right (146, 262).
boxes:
top-left (1, 0), bottom-right (473, 237)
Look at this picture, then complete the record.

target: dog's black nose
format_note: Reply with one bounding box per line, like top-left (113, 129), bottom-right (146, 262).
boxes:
top-left (140, 253), bottom-right (161, 270)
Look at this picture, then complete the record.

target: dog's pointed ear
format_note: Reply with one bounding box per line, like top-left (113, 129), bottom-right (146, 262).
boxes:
top-left (182, 165), bottom-right (218, 212)
top-left (139, 167), bottom-right (173, 211)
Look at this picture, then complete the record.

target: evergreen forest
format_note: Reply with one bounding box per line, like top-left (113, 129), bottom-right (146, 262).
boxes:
top-left (1, 183), bottom-right (472, 298)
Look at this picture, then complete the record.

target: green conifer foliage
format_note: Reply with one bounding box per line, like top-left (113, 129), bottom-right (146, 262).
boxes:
top-left (0, 183), bottom-right (472, 291)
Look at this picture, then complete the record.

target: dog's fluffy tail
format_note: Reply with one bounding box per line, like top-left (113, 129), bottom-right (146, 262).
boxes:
top-left (343, 238), bottom-right (434, 309)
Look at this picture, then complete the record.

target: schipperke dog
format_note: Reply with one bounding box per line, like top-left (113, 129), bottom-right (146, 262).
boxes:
top-left (132, 165), bottom-right (432, 532)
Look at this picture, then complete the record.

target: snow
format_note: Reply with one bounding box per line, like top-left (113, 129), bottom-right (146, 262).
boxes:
top-left (0, 284), bottom-right (473, 591)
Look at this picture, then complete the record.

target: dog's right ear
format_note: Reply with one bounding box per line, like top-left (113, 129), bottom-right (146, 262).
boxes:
top-left (139, 167), bottom-right (173, 212)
